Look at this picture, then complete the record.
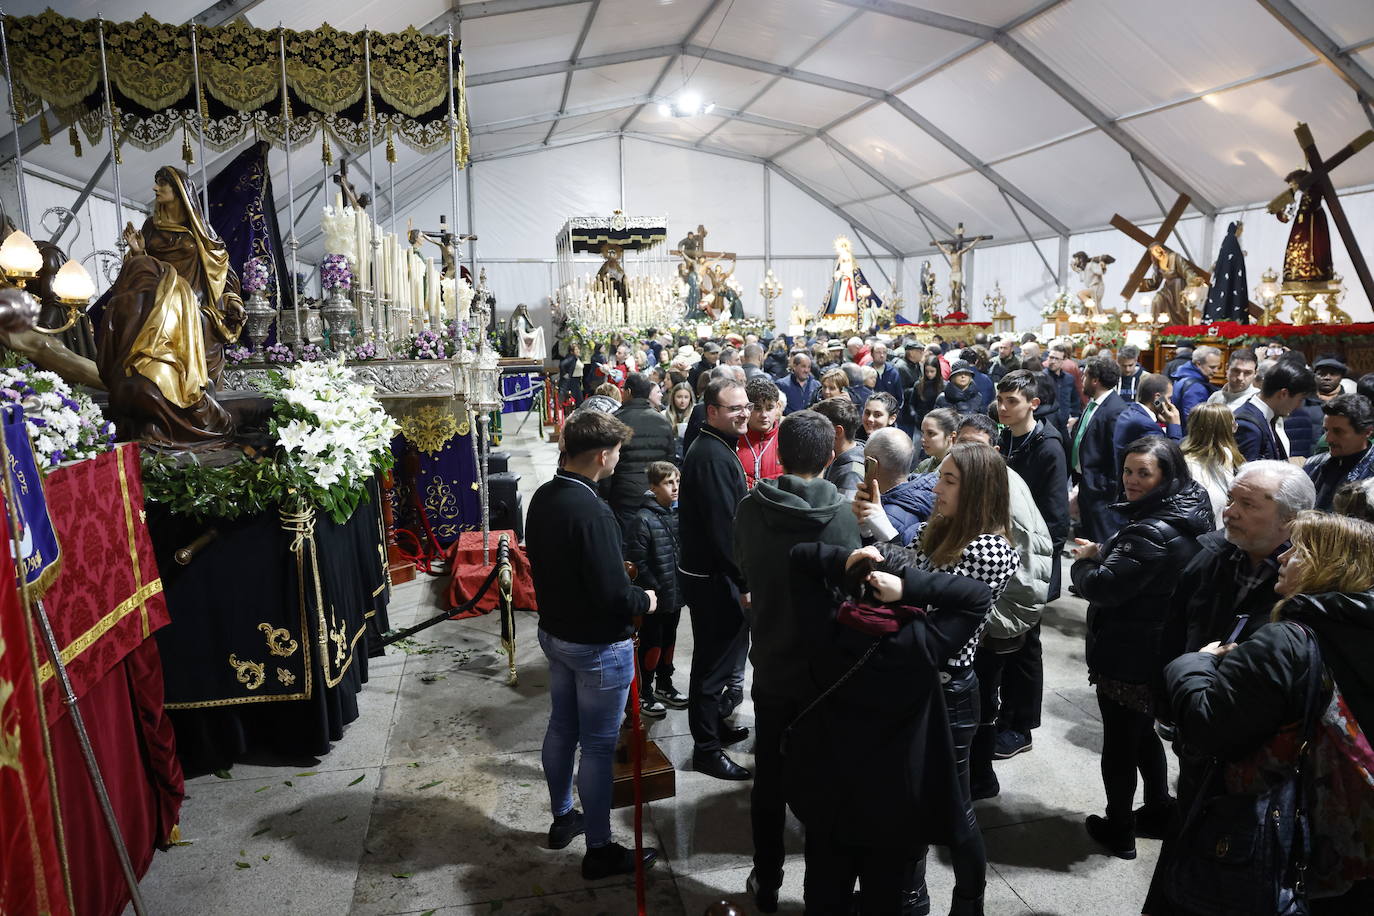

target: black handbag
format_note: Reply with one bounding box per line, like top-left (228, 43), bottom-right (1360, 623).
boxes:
top-left (1164, 625), bottom-right (1323, 916)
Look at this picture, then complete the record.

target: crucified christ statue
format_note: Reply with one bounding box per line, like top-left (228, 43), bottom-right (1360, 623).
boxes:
top-left (931, 223), bottom-right (992, 314)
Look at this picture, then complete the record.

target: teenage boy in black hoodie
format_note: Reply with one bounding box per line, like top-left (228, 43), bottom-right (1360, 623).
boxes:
top-left (994, 369), bottom-right (1069, 761)
top-left (734, 409), bottom-right (862, 911)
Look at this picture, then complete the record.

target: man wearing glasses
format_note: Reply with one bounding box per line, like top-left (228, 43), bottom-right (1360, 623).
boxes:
top-left (679, 377), bottom-right (754, 781)
top-left (1042, 343), bottom-right (1081, 444)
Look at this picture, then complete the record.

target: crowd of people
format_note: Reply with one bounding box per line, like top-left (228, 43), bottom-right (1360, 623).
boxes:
top-left (529, 325), bottom-right (1374, 914)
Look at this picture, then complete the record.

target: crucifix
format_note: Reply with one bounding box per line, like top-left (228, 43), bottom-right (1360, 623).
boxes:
top-left (331, 157), bottom-right (371, 211)
top-left (1111, 196), bottom-right (1261, 322)
top-left (1266, 122), bottom-right (1374, 309)
top-left (930, 222), bottom-right (991, 314)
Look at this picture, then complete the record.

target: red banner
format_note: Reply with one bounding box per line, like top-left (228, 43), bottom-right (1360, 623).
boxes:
top-left (0, 483), bottom-right (74, 915)
top-left (38, 445), bottom-right (171, 722)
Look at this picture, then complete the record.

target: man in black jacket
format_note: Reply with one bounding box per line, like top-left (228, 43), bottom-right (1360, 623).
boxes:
top-left (994, 370), bottom-right (1070, 760)
top-left (734, 410), bottom-right (862, 909)
top-left (679, 376), bottom-right (752, 781)
top-left (1162, 460), bottom-right (1316, 659)
top-left (605, 373), bottom-right (678, 528)
top-left (526, 410), bottom-right (659, 879)
top-left (1304, 393), bottom-right (1374, 510)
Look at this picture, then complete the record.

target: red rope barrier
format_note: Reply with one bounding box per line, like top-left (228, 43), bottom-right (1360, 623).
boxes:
top-left (630, 640), bottom-right (647, 915)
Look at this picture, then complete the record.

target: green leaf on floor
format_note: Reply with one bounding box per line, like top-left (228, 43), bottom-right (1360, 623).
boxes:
top-left (295, 771), bottom-right (318, 777)
top-left (417, 780), bottom-right (444, 790)
top-left (261, 855), bottom-right (271, 862)
top-left (348, 774), bottom-right (366, 786)
top-left (422, 910), bottom-right (438, 916)
top-left (254, 785), bottom-right (271, 793)
top-left (283, 780), bottom-right (294, 787)
top-left (251, 827), bottom-right (270, 837)
top-left (334, 815), bottom-right (348, 823)
top-left (392, 872), bottom-right (411, 879)
top-left (213, 769), bottom-right (232, 780)
top-left (408, 762), bottom-right (422, 768)
top-left (234, 862), bottom-right (251, 870)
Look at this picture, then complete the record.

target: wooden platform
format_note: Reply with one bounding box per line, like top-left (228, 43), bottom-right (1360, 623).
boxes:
top-left (611, 736), bottom-right (676, 808)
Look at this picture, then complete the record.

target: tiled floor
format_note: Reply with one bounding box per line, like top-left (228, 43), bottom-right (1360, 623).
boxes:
top-left (130, 413), bottom-right (1174, 915)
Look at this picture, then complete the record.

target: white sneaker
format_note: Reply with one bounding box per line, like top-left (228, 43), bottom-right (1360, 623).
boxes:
top-left (640, 698), bottom-right (667, 719)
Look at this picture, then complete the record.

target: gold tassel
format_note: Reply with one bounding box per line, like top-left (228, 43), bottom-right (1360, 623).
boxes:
top-left (13, 91), bottom-right (26, 124)
top-left (385, 123), bottom-right (395, 164)
top-left (321, 130), bottom-right (333, 167)
top-left (69, 124), bottom-right (81, 158)
top-left (182, 126), bottom-right (194, 165)
top-left (39, 109), bottom-right (50, 145)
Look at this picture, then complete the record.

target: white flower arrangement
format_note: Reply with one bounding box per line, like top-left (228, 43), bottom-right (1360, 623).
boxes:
top-left (1041, 286), bottom-right (1075, 319)
top-left (320, 205), bottom-right (358, 265)
top-left (270, 358), bottom-right (398, 521)
top-left (0, 364), bottom-right (115, 468)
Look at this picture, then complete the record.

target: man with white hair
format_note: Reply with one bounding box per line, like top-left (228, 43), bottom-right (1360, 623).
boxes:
top-left (845, 336), bottom-right (867, 365)
top-left (1164, 460), bottom-right (1316, 657)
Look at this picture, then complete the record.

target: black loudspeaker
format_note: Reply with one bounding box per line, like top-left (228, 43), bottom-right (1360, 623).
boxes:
top-left (487, 451), bottom-right (510, 475)
top-left (486, 472), bottom-right (523, 540)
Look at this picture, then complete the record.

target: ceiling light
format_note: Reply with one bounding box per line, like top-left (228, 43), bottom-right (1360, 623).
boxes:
top-left (659, 90), bottom-right (716, 119)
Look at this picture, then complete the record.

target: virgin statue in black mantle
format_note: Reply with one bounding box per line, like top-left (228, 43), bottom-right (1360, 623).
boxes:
top-left (97, 166), bottom-right (246, 449)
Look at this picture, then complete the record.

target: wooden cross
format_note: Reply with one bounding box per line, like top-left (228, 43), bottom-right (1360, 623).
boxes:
top-left (1111, 196), bottom-right (1263, 318)
top-left (669, 248), bottom-right (736, 260)
top-left (930, 223), bottom-right (992, 265)
top-left (1276, 122), bottom-right (1374, 304)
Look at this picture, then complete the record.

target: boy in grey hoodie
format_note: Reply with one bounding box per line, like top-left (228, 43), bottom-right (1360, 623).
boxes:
top-left (733, 409), bottom-right (863, 911)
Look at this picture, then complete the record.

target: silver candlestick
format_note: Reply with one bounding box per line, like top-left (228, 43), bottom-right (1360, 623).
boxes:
top-left (242, 290), bottom-right (277, 355)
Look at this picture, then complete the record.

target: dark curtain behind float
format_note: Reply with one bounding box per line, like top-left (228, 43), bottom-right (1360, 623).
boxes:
top-left (208, 139), bottom-right (294, 312)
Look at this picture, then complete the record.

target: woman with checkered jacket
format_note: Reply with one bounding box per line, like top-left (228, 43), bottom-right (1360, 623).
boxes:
top-left (884, 442), bottom-right (1020, 916)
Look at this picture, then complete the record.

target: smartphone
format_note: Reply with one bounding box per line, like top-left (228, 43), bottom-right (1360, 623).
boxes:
top-left (863, 455), bottom-right (880, 492)
top-left (1152, 393), bottom-right (1165, 412)
top-left (1224, 614), bottom-right (1250, 645)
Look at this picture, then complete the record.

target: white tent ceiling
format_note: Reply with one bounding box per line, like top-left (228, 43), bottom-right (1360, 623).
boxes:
top-left (4, 0), bottom-right (1374, 292)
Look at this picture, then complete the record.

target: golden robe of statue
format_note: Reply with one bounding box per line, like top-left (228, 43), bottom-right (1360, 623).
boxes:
top-left (97, 166), bottom-right (245, 448)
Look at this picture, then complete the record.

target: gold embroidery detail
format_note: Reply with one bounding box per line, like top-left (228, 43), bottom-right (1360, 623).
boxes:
top-left (258, 623), bottom-right (299, 658)
top-left (329, 612), bottom-right (348, 667)
top-left (276, 667), bottom-right (296, 687)
top-left (0, 635), bottom-right (19, 772)
top-left (36, 579), bottom-right (164, 684)
top-left (229, 654), bottom-right (265, 690)
top-left (397, 404), bottom-right (459, 455)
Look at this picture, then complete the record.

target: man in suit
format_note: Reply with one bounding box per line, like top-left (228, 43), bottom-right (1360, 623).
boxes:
top-left (1112, 372), bottom-right (1182, 470)
top-left (1235, 359), bottom-right (1317, 463)
top-left (1071, 356), bottom-right (1128, 543)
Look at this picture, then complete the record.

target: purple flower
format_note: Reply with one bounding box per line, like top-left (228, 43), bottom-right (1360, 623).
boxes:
top-left (321, 254), bottom-right (353, 292)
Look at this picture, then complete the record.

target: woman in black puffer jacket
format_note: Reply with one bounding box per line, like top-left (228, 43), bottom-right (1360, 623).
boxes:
top-left (1070, 436), bottom-right (1213, 861)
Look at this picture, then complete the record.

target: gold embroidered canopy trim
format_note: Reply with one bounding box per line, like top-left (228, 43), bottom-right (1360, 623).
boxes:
top-left (6, 11), bottom-right (470, 162)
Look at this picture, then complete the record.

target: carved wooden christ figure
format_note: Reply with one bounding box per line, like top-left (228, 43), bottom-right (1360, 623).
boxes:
top-left (97, 166), bottom-right (246, 449)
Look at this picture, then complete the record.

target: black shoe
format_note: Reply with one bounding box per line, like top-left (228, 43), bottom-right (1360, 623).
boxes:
top-left (1085, 814), bottom-right (1137, 859)
top-left (720, 724), bottom-right (750, 746)
top-left (718, 686), bottom-right (744, 718)
top-left (547, 809), bottom-right (585, 850)
top-left (970, 776), bottom-right (1000, 800)
top-left (693, 750), bottom-right (752, 781)
top-left (1134, 798), bottom-right (1179, 840)
top-left (992, 729), bottom-right (1032, 760)
top-left (904, 882), bottom-right (931, 915)
top-left (746, 867), bottom-right (781, 913)
top-left (581, 841), bottom-right (658, 880)
top-left (949, 888), bottom-right (985, 916)
top-left (654, 683), bottom-right (689, 709)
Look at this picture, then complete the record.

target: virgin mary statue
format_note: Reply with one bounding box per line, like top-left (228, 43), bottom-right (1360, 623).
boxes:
top-left (97, 166), bottom-right (246, 448)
